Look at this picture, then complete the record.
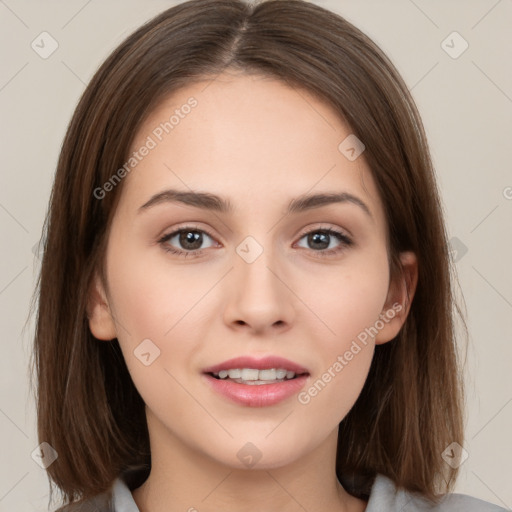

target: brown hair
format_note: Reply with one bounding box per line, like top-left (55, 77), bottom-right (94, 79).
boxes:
top-left (31, 0), bottom-right (466, 509)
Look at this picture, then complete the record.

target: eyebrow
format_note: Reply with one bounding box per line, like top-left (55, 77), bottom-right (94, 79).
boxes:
top-left (138, 188), bottom-right (372, 218)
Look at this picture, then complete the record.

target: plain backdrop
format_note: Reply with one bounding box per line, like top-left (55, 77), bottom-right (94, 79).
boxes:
top-left (0, 0), bottom-right (511, 510)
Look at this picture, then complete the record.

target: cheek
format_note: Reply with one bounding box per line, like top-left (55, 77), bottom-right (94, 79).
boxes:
top-left (105, 243), bottom-right (208, 341)
top-left (296, 344), bottom-right (373, 447)
top-left (294, 249), bottom-right (389, 412)
top-left (297, 248), bottom-right (390, 346)
top-left (104, 242), bottom-right (220, 399)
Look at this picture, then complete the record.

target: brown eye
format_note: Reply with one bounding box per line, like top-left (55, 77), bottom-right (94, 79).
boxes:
top-left (159, 227), bottom-right (217, 256)
top-left (295, 228), bottom-right (353, 257)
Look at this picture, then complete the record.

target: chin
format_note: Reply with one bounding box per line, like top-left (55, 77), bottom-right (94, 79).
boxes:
top-left (202, 434), bottom-right (314, 472)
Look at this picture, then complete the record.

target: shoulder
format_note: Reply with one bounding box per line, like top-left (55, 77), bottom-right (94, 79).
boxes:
top-left (366, 474), bottom-right (508, 511)
top-left (54, 488), bottom-right (113, 512)
top-left (56, 477), bottom-right (139, 512)
top-left (53, 465), bottom-right (149, 511)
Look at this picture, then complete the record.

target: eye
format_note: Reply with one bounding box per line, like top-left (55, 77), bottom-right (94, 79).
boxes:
top-left (158, 225), bottom-right (353, 259)
top-left (295, 227), bottom-right (353, 257)
top-left (158, 226), bottom-right (218, 257)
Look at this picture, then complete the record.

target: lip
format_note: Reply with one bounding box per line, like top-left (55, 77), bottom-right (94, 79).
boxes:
top-left (203, 373), bottom-right (309, 407)
top-left (202, 355), bottom-right (309, 375)
top-left (202, 355), bottom-right (310, 407)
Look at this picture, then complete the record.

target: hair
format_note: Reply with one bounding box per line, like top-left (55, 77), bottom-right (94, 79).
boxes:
top-left (30, 0), bottom-right (467, 509)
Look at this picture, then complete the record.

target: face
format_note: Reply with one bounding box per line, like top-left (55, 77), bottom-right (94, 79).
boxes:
top-left (88, 71), bottom-right (416, 471)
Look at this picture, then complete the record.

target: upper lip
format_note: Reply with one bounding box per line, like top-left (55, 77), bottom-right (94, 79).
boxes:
top-left (203, 356), bottom-right (309, 375)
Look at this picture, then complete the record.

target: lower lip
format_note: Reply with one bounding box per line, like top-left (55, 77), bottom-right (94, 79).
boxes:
top-left (203, 374), bottom-right (309, 407)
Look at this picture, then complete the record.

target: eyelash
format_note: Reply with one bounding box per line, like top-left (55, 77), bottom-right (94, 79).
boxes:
top-left (157, 225), bottom-right (353, 259)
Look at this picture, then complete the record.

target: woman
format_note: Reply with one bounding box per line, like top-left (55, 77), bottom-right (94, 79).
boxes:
top-left (32, 1), bottom-right (506, 510)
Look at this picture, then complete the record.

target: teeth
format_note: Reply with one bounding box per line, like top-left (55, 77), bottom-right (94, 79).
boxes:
top-left (212, 368), bottom-right (297, 382)
top-left (241, 368), bottom-right (259, 381)
top-left (259, 369), bottom-right (276, 380)
top-left (276, 369), bottom-right (287, 379)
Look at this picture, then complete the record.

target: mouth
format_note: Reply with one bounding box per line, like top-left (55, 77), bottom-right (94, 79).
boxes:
top-left (207, 368), bottom-right (306, 385)
top-left (202, 356), bottom-right (310, 407)
top-left (203, 355), bottom-right (309, 383)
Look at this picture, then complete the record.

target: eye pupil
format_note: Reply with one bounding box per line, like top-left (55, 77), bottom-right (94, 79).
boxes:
top-left (180, 231), bottom-right (202, 250)
top-left (309, 231), bottom-right (329, 250)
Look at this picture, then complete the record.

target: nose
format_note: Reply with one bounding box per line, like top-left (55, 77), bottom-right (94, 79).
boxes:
top-left (223, 243), bottom-right (295, 336)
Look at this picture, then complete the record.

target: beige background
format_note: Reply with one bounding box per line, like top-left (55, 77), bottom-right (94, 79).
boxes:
top-left (0, 0), bottom-right (511, 510)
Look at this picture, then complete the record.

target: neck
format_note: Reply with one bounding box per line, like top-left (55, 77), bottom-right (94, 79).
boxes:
top-left (131, 410), bottom-right (366, 512)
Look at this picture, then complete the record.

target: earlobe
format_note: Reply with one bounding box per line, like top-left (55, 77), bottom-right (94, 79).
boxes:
top-left (374, 251), bottom-right (418, 345)
top-left (86, 272), bottom-right (117, 341)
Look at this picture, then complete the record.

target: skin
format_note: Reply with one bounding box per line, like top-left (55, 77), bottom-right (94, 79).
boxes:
top-left (88, 71), bottom-right (417, 512)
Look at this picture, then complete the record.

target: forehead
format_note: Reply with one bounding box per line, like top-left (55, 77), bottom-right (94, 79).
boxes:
top-left (117, 71), bottom-right (386, 227)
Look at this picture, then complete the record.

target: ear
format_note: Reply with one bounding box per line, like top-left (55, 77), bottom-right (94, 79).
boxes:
top-left (374, 251), bottom-right (418, 345)
top-left (86, 271), bottom-right (117, 341)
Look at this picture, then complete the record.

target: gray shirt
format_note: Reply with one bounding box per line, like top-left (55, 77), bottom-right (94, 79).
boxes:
top-left (62, 473), bottom-right (508, 511)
